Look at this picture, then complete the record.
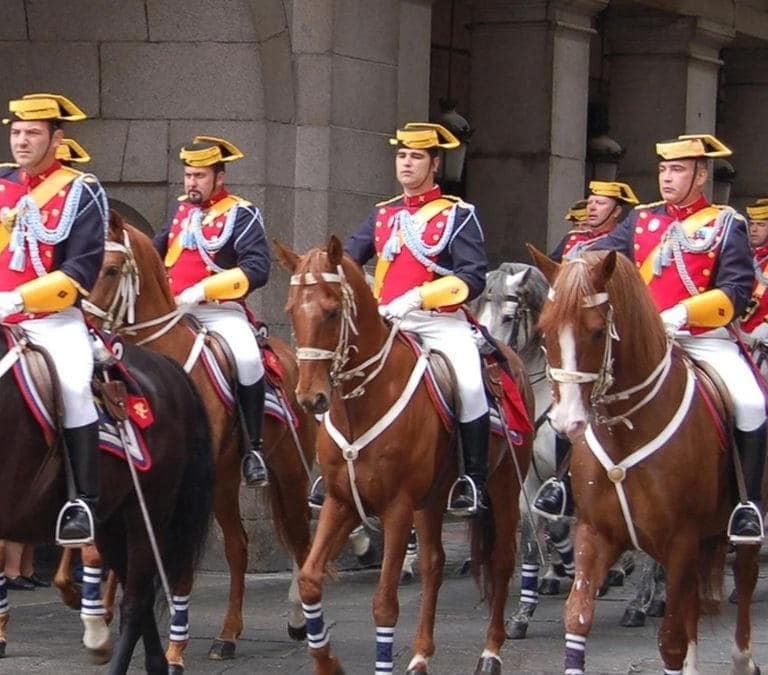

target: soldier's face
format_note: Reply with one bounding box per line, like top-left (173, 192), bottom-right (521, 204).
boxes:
top-left (395, 148), bottom-right (439, 195)
top-left (585, 195), bottom-right (619, 229)
top-left (750, 220), bottom-right (768, 249)
top-left (184, 166), bottom-right (223, 204)
top-left (658, 159), bottom-right (707, 205)
top-left (9, 121), bottom-right (61, 173)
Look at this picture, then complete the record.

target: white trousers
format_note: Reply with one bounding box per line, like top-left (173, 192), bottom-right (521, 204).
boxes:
top-left (399, 309), bottom-right (488, 422)
top-left (678, 332), bottom-right (766, 431)
top-left (20, 308), bottom-right (98, 428)
top-left (186, 303), bottom-right (264, 385)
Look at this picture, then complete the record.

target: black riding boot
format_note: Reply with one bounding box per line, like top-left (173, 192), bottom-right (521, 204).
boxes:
top-left (448, 412), bottom-right (490, 515)
top-left (729, 422), bottom-right (766, 543)
top-left (533, 435), bottom-right (574, 519)
top-left (57, 422), bottom-right (99, 546)
top-left (238, 378), bottom-right (268, 487)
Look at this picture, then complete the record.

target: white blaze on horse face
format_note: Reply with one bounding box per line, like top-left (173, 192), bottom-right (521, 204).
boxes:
top-left (549, 323), bottom-right (588, 436)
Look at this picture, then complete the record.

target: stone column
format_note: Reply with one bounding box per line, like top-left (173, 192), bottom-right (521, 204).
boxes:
top-left (720, 47), bottom-right (768, 209)
top-left (464, 0), bottom-right (607, 262)
top-left (605, 10), bottom-right (734, 203)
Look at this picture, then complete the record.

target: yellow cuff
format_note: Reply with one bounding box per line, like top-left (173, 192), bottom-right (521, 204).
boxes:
top-left (418, 275), bottom-right (469, 310)
top-left (681, 289), bottom-right (734, 328)
top-left (18, 271), bottom-right (79, 312)
top-left (202, 267), bottom-right (250, 301)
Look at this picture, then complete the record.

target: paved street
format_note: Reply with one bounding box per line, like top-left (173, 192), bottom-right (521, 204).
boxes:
top-left (2, 524), bottom-right (768, 674)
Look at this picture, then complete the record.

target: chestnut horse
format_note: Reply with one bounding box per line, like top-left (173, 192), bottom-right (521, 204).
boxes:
top-left (531, 247), bottom-right (761, 675)
top-left (0, 337), bottom-right (214, 673)
top-left (275, 236), bottom-right (534, 675)
top-left (76, 213), bottom-right (317, 668)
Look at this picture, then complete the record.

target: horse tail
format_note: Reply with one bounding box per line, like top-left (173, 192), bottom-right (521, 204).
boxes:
top-left (469, 502), bottom-right (497, 605)
top-left (697, 534), bottom-right (727, 615)
top-left (162, 373), bottom-right (216, 588)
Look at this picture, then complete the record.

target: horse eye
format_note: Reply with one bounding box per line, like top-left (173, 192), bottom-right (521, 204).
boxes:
top-left (592, 327), bottom-right (606, 343)
top-left (104, 265), bottom-right (120, 278)
top-left (326, 307), bottom-right (340, 320)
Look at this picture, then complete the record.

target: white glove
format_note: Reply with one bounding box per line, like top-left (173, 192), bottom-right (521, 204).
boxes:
top-left (378, 288), bottom-right (423, 320)
top-left (660, 303), bottom-right (688, 336)
top-left (175, 283), bottom-right (206, 307)
top-left (0, 291), bottom-right (23, 321)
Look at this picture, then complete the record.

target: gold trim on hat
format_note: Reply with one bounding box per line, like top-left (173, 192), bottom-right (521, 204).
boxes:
top-left (747, 198), bottom-right (768, 221)
top-left (3, 93), bottom-right (87, 124)
top-left (588, 180), bottom-right (640, 205)
top-left (656, 134), bottom-right (732, 160)
top-left (388, 122), bottom-right (461, 150)
top-left (179, 135), bottom-right (244, 167)
top-left (564, 199), bottom-right (588, 222)
top-left (55, 138), bottom-right (91, 164)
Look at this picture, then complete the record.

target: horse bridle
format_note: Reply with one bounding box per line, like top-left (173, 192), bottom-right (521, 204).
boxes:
top-left (545, 284), bottom-right (675, 428)
top-left (81, 232), bottom-right (187, 346)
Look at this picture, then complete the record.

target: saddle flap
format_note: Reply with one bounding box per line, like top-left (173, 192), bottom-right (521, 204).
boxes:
top-left (686, 351), bottom-right (733, 445)
top-left (426, 347), bottom-right (460, 419)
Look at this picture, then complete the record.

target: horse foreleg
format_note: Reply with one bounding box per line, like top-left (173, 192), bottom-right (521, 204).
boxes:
top-left (730, 544), bottom-right (761, 675)
top-left (141, 600), bottom-right (168, 675)
top-left (563, 523), bottom-right (619, 675)
top-left (401, 527), bottom-right (418, 584)
top-left (507, 513), bottom-right (541, 639)
top-left (209, 458), bottom-right (247, 660)
top-left (299, 496), bottom-right (359, 675)
top-left (164, 576), bottom-right (192, 673)
top-left (406, 506), bottom-right (444, 673)
top-left (287, 561), bottom-right (307, 640)
top-left (80, 545), bottom-right (113, 665)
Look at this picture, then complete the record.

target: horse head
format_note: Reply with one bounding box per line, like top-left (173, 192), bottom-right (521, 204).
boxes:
top-left (274, 235), bottom-right (387, 414)
top-left (87, 211), bottom-right (175, 332)
top-left (472, 262), bottom-right (549, 359)
top-left (530, 245), bottom-right (667, 438)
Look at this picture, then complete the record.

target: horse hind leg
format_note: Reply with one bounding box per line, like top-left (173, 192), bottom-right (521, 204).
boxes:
top-left (730, 544), bottom-right (761, 675)
top-left (401, 527), bottom-right (418, 584)
top-left (80, 545), bottom-right (113, 665)
top-left (53, 547), bottom-right (82, 610)
top-left (0, 573), bottom-right (8, 658)
top-left (287, 561), bottom-right (307, 641)
top-left (506, 513), bottom-right (542, 640)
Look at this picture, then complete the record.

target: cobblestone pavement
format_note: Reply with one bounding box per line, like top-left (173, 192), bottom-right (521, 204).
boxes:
top-left (2, 523), bottom-right (768, 673)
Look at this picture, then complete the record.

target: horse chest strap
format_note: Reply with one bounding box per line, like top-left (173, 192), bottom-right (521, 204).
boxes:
top-left (342, 445), bottom-right (359, 461)
top-left (606, 465), bottom-right (626, 483)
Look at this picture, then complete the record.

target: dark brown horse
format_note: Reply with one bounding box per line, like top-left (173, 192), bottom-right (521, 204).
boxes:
top-left (0, 336), bottom-right (214, 674)
top-left (531, 247), bottom-right (761, 675)
top-left (78, 212), bottom-right (317, 668)
top-left (275, 236), bottom-right (534, 675)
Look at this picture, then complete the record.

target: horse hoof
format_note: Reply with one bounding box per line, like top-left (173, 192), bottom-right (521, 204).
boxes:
top-left (287, 623), bottom-right (307, 641)
top-left (620, 607), bottom-right (646, 628)
top-left (598, 580), bottom-right (610, 597)
top-left (606, 569), bottom-right (625, 587)
top-left (356, 546), bottom-right (378, 568)
top-left (475, 655), bottom-right (502, 674)
top-left (647, 599), bottom-right (666, 617)
top-left (729, 587), bottom-right (738, 604)
top-left (87, 647), bottom-right (113, 666)
top-left (0, 640), bottom-right (5, 658)
top-left (538, 578), bottom-right (560, 595)
top-left (458, 558), bottom-right (471, 576)
top-left (401, 570), bottom-right (414, 585)
top-left (208, 638), bottom-right (236, 660)
top-left (167, 665), bottom-right (184, 675)
top-left (505, 618), bottom-right (529, 639)
top-left (405, 670), bottom-right (428, 675)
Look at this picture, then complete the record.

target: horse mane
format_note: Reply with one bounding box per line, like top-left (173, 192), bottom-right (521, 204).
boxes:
top-left (108, 211), bottom-right (176, 309)
top-left (541, 251), bottom-right (667, 373)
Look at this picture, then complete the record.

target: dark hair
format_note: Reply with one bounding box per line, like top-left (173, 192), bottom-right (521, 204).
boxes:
top-left (396, 142), bottom-right (439, 158)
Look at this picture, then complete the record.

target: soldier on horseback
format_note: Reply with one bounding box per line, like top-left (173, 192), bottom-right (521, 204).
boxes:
top-left (344, 122), bottom-right (491, 514)
top-left (536, 180), bottom-right (641, 519)
top-left (0, 93), bottom-right (108, 545)
top-left (590, 134), bottom-right (765, 543)
top-left (740, 198), bottom-right (768, 346)
top-left (154, 136), bottom-right (271, 487)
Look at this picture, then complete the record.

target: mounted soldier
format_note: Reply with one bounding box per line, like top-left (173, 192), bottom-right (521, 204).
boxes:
top-left (153, 135), bottom-right (271, 487)
top-left (0, 93), bottom-right (108, 545)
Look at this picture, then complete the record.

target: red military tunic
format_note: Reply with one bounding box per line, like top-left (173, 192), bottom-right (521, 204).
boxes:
top-left (741, 245), bottom-right (768, 334)
top-left (557, 227), bottom-right (614, 262)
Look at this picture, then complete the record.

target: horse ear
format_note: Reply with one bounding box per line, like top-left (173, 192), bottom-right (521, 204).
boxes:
top-left (108, 209), bottom-right (124, 240)
top-left (272, 239), bottom-right (300, 272)
top-left (327, 235), bottom-right (344, 266)
top-left (601, 250), bottom-right (618, 281)
top-left (527, 244), bottom-right (560, 286)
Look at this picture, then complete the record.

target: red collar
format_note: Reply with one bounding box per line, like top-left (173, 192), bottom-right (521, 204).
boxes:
top-left (402, 185), bottom-right (442, 208)
top-left (665, 195), bottom-right (709, 221)
top-left (200, 189), bottom-right (229, 210)
top-left (21, 160), bottom-right (62, 189)
top-left (754, 245), bottom-right (768, 263)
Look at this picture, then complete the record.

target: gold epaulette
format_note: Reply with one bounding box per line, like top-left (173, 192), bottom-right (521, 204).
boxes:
top-left (634, 200), bottom-right (665, 210)
top-left (375, 194), bottom-right (404, 207)
top-left (226, 194), bottom-right (253, 208)
top-left (441, 194), bottom-right (472, 209)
